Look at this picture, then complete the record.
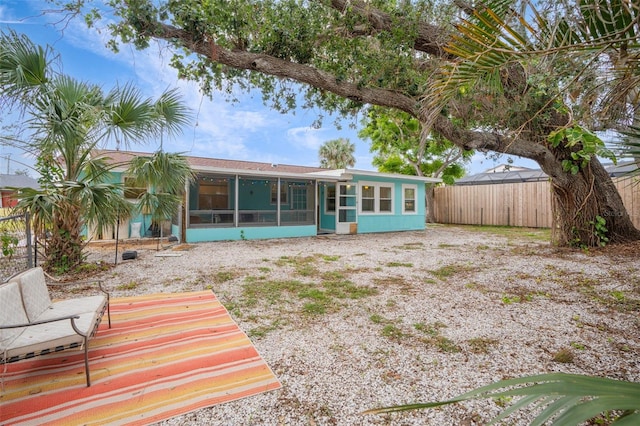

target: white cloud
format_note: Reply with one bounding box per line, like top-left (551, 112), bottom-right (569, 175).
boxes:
top-left (286, 127), bottom-right (328, 150)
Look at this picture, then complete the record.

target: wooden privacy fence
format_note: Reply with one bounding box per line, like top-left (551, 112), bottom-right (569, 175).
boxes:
top-left (433, 177), bottom-right (640, 229)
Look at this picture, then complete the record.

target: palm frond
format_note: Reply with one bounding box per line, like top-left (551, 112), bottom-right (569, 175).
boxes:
top-left (365, 373), bottom-right (640, 425)
top-left (126, 151), bottom-right (195, 194)
top-left (153, 88), bottom-right (192, 137)
top-left (0, 29), bottom-right (49, 100)
top-left (103, 83), bottom-right (156, 145)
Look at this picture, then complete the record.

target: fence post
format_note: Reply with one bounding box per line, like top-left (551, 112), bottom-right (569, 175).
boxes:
top-left (480, 208), bottom-right (483, 226)
top-left (507, 206), bottom-right (510, 227)
top-left (25, 211), bottom-right (33, 268)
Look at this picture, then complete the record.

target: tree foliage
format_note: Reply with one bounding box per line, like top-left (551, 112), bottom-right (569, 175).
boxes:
top-left (359, 107), bottom-right (470, 185)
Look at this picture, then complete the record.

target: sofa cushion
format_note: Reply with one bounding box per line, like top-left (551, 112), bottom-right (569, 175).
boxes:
top-left (13, 267), bottom-right (52, 322)
top-left (39, 295), bottom-right (107, 322)
top-left (0, 282), bottom-right (29, 350)
top-left (2, 310), bottom-right (102, 361)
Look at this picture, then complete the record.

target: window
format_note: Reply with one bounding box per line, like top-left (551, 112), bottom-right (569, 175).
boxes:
top-left (198, 177), bottom-right (229, 209)
top-left (403, 184), bottom-right (417, 214)
top-left (326, 186), bottom-right (336, 213)
top-left (379, 186), bottom-right (392, 212)
top-left (124, 176), bottom-right (146, 200)
top-left (361, 185), bottom-right (375, 212)
top-left (359, 182), bottom-right (394, 214)
top-left (270, 182), bottom-right (288, 204)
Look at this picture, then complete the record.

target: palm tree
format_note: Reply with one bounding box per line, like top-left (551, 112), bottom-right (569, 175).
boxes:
top-left (1, 30), bottom-right (190, 272)
top-left (318, 138), bottom-right (356, 169)
top-left (125, 150), bottom-right (195, 239)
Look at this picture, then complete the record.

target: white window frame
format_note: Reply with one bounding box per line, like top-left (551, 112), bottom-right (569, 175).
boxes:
top-left (324, 185), bottom-right (336, 214)
top-left (402, 184), bottom-right (418, 214)
top-left (358, 181), bottom-right (394, 215)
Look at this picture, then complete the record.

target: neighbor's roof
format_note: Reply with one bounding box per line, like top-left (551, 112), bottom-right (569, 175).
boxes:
top-left (455, 161), bottom-right (639, 185)
top-left (0, 174), bottom-right (40, 190)
top-left (93, 150), bottom-right (443, 183)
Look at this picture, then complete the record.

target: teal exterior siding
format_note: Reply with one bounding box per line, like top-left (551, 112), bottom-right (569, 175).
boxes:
top-left (186, 225), bottom-right (317, 242)
top-left (350, 174), bottom-right (425, 234)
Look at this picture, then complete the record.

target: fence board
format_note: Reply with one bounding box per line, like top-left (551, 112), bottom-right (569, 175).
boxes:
top-left (434, 177), bottom-right (639, 229)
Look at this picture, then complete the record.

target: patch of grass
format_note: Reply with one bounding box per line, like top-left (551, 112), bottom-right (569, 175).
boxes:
top-left (324, 279), bottom-right (378, 299)
top-left (494, 395), bottom-right (513, 408)
top-left (394, 242), bottom-right (424, 250)
top-left (464, 282), bottom-right (488, 292)
top-left (321, 270), bottom-right (346, 281)
top-left (241, 279), bottom-right (308, 307)
top-left (213, 270), bottom-right (237, 283)
top-left (552, 348), bottom-right (575, 363)
top-left (461, 225), bottom-right (551, 242)
top-left (370, 314), bottom-right (385, 324)
top-left (501, 294), bottom-right (523, 304)
top-left (247, 319), bottom-right (286, 338)
top-left (467, 337), bottom-right (499, 354)
top-left (414, 321), bottom-right (445, 336)
top-left (116, 281), bottom-right (139, 290)
top-left (428, 263), bottom-right (478, 281)
top-left (292, 262), bottom-right (317, 277)
top-left (302, 302), bottom-right (327, 315)
top-left (386, 262), bottom-right (413, 267)
top-left (299, 287), bottom-right (330, 302)
top-left (257, 266), bottom-right (271, 273)
top-left (321, 254), bottom-right (340, 261)
top-left (434, 336), bottom-right (460, 353)
top-left (414, 321), bottom-right (461, 353)
top-left (274, 255), bottom-right (319, 276)
top-left (381, 324), bottom-right (407, 340)
top-left (571, 341), bottom-right (586, 350)
top-left (74, 262), bottom-right (108, 274)
top-left (437, 243), bottom-right (458, 248)
top-left (371, 275), bottom-right (414, 293)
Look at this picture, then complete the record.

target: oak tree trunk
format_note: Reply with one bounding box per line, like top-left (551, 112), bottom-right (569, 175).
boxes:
top-left (548, 158), bottom-right (640, 246)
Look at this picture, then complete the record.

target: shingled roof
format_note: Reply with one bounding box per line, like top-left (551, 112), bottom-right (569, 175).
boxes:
top-left (92, 149), bottom-right (327, 175)
top-left (455, 161), bottom-right (639, 185)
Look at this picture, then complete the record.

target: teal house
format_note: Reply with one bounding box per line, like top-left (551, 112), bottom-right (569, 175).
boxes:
top-left (95, 150), bottom-right (440, 242)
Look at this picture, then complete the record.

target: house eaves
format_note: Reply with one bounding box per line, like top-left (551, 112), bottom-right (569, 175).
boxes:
top-left (344, 169), bottom-right (443, 183)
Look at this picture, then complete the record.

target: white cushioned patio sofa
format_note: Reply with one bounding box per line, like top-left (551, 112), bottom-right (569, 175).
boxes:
top-left (0, 267), bottom-right (110, 387)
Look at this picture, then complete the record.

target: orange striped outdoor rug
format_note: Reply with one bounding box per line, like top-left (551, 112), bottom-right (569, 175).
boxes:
top-left (0, 290), bottom-right (281, 425)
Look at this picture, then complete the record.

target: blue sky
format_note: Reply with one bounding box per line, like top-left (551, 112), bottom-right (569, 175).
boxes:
top-left (0, 0), bottom-right (536, 177)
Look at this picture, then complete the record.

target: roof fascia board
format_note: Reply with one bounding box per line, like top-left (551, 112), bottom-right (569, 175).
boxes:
top-left (345, 169), bottom-right (442, 183)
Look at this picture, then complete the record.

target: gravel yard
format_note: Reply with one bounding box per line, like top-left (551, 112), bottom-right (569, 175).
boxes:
top-left (73, 224), bottom-right (640, 425)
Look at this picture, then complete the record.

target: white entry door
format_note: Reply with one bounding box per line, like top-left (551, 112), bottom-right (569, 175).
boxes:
top-left (336, 183), bottom-right (357, 234)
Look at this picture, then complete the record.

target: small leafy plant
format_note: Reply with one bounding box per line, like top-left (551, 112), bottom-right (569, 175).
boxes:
top-left (1, 231), bottom-right (18, 259)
